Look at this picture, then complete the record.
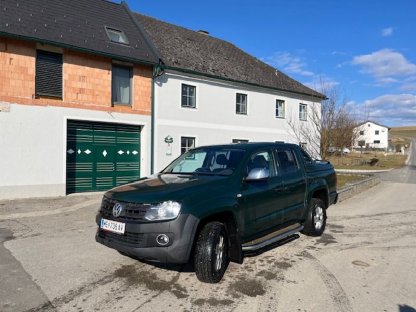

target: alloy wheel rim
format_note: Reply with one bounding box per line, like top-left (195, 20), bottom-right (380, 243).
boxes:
top-left (314, 206), bottom-right (324, 230)
top-left (215, 235), bottom-right (224, 271)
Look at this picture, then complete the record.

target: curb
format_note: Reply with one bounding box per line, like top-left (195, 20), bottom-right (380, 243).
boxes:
top-left (336, 168), bottom-right (393, 174)
top-left (337, 175), bottom-right (381, 203)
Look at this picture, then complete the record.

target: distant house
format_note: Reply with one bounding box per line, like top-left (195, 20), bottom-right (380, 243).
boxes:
top-left (353, 121), bottom-right (390, 150)
top-left (135, 13), bottom-right (325, 170)
top-left (0, 0), bottom-right (159, 199)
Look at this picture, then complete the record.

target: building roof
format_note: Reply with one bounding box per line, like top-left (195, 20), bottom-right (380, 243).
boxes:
top-left (134, 13), bottom-right (324, 99)
top-left (0, 0), bottom-right (159, 64)
top-left (356, 120), bottom-right (391, 130)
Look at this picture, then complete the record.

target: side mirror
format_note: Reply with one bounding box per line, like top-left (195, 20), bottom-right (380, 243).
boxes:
top-left (246, 168), bottom-right (270, 181)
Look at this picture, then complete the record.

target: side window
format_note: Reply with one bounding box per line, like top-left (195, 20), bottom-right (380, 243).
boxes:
top-left (300, 149), bottom-right (312, 163)
top-left (275, 149), bottom-right (299, 172)
top-left (246, 151), bottom-right (276, 177)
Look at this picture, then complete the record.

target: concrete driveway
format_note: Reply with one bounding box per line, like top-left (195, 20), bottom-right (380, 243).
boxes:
top-left (1, 160), bottom-right (416, 311)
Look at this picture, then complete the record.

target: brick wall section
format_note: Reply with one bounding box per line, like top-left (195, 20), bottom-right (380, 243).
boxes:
top-left (0, 37), bottom-right (152, 115)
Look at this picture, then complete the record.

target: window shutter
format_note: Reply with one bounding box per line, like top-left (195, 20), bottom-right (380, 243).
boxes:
top-left (35, 50), bottom-right (63, 98)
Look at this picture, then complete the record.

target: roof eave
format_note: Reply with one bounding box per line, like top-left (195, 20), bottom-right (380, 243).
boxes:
top-left (0, 31), bottom-right (158, 66)
top-left (162, 65), bottom-right (326, 100)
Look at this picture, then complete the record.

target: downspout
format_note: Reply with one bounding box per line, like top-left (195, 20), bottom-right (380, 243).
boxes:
top-left (151, 63), bottom-right (165, 174)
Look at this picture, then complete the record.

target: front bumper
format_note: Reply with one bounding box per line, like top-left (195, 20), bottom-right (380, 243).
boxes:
top-left (95, 213), bottom-right (199, 264)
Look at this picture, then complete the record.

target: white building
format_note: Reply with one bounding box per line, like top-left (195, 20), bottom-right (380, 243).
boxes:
top-left (136, 14), bottom-right (325, 171)
top-left (353, 121), bottom-right (390, 150)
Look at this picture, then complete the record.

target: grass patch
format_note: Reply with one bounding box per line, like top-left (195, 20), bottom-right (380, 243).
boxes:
top-left (328, 152), bottom-right (406, 170)
top-left (390, 126), bottom-right (416, 148)
top-left (337, 174), bottom-right (366, 189)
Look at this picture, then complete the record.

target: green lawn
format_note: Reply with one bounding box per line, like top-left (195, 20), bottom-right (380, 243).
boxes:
top-left (337, 174), bottom-right (366, 189)
top-left (328, 152), bottom-right (406, 170)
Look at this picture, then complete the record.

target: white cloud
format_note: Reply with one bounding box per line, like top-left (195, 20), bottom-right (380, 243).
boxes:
top-left (352, 49), bottom-right (416, 81)
top-left (262, 52), bottom-right (314, 76)
top-left (381, 27), bottom-right (394, 37)
top-left (358, 94), bottom-right (416, 126)
top-left (304, 76), bottom-right (339, 91)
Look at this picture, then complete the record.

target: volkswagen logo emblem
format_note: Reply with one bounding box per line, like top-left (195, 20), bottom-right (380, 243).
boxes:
top-left (112, 202), bottom-right (123, 218)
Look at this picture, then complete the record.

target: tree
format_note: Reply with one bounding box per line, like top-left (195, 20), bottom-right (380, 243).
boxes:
top-left (288, 80), bottom-right (360, 160)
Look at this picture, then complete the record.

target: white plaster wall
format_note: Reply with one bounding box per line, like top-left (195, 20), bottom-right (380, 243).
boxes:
top-left (0, 102), bottom-right (150, 199)
top-left (354, 122), bottom-right (389, 149)
top-left (154, 72), bottom-right (321, 171)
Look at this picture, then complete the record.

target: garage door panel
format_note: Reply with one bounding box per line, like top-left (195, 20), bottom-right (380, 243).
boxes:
top-left (66, 121), bottom-right (141, 194)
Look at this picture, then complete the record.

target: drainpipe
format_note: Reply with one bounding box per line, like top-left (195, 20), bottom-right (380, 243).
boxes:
top-left (151, 63), bottom-right (165, 174)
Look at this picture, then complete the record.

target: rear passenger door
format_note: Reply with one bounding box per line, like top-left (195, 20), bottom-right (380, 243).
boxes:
top-left (274, 148), bottom-right (307, 223)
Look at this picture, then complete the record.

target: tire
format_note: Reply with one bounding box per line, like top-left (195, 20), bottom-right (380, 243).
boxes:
top-left (194, 222), bottom-right (229, 283)
top-left (302, 198), bottom-right (327, 236)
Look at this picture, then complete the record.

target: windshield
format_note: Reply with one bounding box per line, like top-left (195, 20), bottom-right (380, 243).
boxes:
top-left (162, 147), bottom-right (246, 176)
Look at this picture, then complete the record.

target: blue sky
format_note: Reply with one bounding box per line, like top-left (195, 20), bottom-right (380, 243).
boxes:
top-left (126, 0), bottom-right (416, 127)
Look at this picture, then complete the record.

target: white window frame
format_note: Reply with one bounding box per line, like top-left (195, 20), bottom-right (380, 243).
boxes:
top-left (181, 84), bottom-right (197, 108)
top-left (276, 99), bottom-right (285, 118)
top-left (180, 136), bottom-right (196, 154)
top-left (236, 93), bottom-right (248, 115)
top-left (299, 103), bottom-right (307, 121)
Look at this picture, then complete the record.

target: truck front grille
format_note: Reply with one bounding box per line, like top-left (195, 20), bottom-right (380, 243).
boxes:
top-left (101, 196), bottom-right (150, 221)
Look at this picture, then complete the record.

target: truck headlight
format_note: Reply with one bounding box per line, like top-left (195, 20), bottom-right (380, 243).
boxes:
top-left (144, 201), bottom-right (181, 221)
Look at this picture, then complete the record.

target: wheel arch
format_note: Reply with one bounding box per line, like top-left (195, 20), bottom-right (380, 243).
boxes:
top-left (191, 211), bottom-right (243, 264)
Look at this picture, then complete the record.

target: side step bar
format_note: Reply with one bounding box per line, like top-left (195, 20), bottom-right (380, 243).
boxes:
top-left (242, 224), bottom-right (304, 252)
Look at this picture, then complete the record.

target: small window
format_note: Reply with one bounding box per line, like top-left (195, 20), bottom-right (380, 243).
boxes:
top-left (112, 64), bottom-right (132, 105)
top-left (236, 93), bottom-right (247, 115)
top-left (105, 27), bottom-right (129, 45)
top-left (299, 103), bottom-right (307, 121)
top-left (181, 84), bottom-right (196, 108)
top-left (35, 50), bottom-right (63, 98)
top-left (276, 100), bottom-right (285, 118)
top-left (232, 139), bottom-right (249, 144)
top-left (359, 131), bottom-right (364, 135)
top-left (374, 140), bottom-right (380, 144)
top-left (181, 136), bottom-right (195, 154)
top-left (375, 130), bottom-right (379, 135)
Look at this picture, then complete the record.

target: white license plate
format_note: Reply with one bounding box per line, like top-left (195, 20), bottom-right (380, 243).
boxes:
top-left (100, 218), bottom-right (126, 235)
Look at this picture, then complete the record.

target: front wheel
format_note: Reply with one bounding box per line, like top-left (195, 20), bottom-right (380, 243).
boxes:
top-left (302, 198), bottom-right (327, 236)
top-left (194, 222), bottom-right (229, 283)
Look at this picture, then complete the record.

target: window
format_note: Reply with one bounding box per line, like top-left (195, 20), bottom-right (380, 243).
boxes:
top-left (276, 100), bottom-right (285, 118)
top-left (299, 103), bottom-right (307, 121)
top-left (247, 151), bottom-right (276, 177)
top-left (181, 136), bottom-right (195, 154)
top-left (375, 130), bottom-right (379, 135)
top-left (359, 131), bottom-right (364, 135)
top-left (35, 50), bottom-right (63, 98)
top-left (374, 140), bottom-right (380, 144)
top-left (236, 93), bottom-right (247, 115)
top-left (181, 84), bottom-right (196, 108)
top-left (232, 139), bottom-right (249, 143)
top-left (112, 64), bottom-right (132, 105)
top-left (300, 149), bottom-right (312, 162)
top-left (276, 149), bottom-right (299, 173)
top-left (105, 27), bottom-right (129, 45)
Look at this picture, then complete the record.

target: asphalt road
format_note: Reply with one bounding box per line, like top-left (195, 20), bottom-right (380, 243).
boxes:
top-left (379, 138), bottom-right (416, 184)
top-left (1, 147), bottom-right (416, 311)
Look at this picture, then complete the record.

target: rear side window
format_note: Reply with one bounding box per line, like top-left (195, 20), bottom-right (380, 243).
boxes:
top-left (275, 149), bottom-right (299, 172)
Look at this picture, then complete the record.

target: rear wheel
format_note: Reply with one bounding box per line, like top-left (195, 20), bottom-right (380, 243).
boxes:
top-left (302, 198), bottom-right (327, 236)
top-left (194, 222), bottom-right (229, 283)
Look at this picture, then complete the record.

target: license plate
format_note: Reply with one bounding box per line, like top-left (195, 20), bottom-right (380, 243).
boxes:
top-left (100, 218), bottom-right (126, 235)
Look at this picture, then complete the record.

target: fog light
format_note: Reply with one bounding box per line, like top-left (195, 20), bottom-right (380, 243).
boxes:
top-left (156, 234), bottom-right (170, 246)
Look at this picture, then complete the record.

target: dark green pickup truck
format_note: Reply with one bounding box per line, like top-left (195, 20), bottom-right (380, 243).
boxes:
top-left (96, 142), bottom-right (337, 283)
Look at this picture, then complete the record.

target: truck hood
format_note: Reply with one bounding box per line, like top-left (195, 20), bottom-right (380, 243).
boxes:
top-left (105, 173), bottom-right (229, 203)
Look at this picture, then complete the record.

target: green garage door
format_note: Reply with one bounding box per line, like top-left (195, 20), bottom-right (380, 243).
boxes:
top-left (66, 120), bottom-right (141, 194)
